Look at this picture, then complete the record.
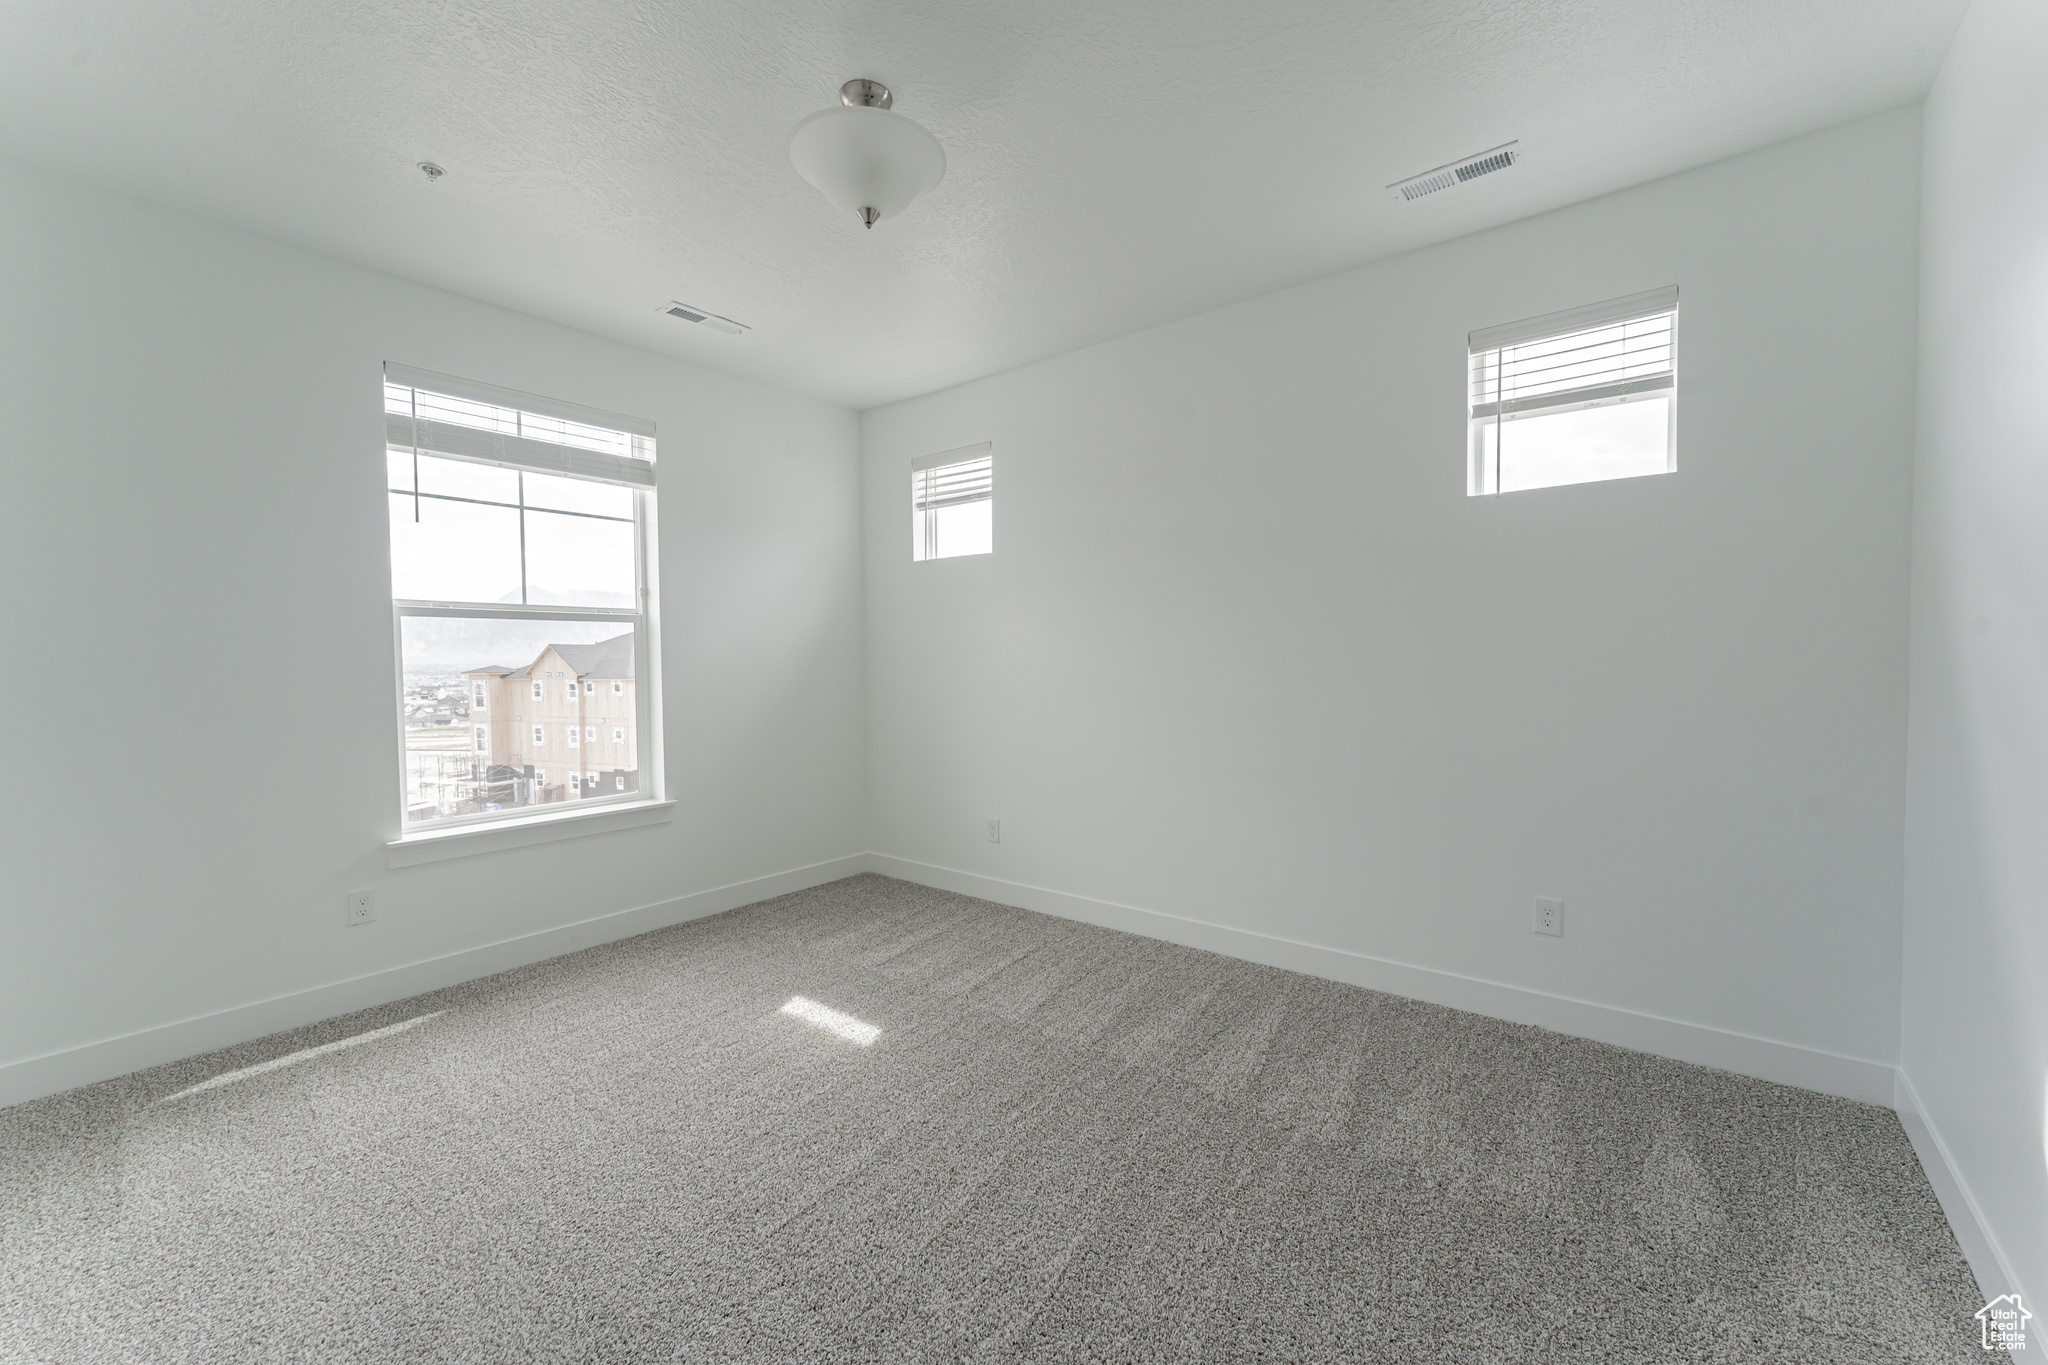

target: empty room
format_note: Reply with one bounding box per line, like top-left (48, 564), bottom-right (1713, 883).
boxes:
top-left (1, 0), bottom-right (2042, 1358)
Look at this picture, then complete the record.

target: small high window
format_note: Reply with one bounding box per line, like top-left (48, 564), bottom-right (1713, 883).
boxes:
top-left (1468, 287), bottom-right (1677, 495)
top-left (911, 444), bottom-right (992, 561)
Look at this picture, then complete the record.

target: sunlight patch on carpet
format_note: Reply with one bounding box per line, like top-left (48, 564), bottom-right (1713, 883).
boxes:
top-left (158, 1012), bottom-right (446, 1102)
top-left (779, 995), bottom-right (879, 1046)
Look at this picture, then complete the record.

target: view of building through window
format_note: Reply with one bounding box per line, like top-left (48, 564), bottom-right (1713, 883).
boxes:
top-left (399, 617), bottom-right (638, 823)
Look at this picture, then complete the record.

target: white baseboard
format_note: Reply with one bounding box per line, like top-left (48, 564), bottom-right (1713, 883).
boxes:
top-left (0, 853), bottom-right (868, 1111)
top-left (1894, 1067), bottom-right (2026, 1311)
top-left (0, 849), bottom-right (1906, 1116)
top-left (864, 854), bottom-right (1898, 1106)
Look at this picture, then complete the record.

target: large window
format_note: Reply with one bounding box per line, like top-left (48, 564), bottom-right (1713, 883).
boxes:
top-left (911, 444), bottom-right (993, 561)
top-left (1468, 287), bottom-right (1677, 495)
top-left (386, 365), bottom-right (656, 829)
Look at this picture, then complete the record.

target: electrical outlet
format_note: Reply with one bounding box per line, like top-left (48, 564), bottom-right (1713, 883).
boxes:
top-left (346, 889), bottom-right (377, 927)
top-left (1533, 897), bottom-right (1563, 937)
top-left (986, 818), bottom-right (1001, 844)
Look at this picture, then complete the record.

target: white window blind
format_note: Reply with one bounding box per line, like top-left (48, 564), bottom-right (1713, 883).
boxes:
top-left (384, 364), bottom-right (655, 489)
top-left (1467, 287), bottom-right (1678, 496)
top-left (911, 443), bottom-right (993, 561)
top-left (913, 449), bottom-right (992, 512)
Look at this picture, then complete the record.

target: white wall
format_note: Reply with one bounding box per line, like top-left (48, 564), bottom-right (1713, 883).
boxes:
top-left (0, 160), bottom-right (866, 1098)
top-left (863, 110), bottom-right (1921, 1081)
top-left (1901, 0), bottom-right (2048, 1306)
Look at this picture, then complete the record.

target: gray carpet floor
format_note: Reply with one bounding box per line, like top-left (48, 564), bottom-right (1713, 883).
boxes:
top-left (0, 874), bottom-right (1984, 1363)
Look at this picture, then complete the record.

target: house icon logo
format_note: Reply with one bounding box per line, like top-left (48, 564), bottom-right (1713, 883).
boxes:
top-left (1976, 1294), bottom-right (2029, 1352)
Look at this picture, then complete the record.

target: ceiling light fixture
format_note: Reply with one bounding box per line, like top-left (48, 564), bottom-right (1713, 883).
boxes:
top-left (417, 162), bottom-right (445, 182)
top-left (788, 80), bottom-right (945, 229)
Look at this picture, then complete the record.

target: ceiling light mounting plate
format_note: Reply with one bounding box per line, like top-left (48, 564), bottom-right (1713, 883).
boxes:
top-left (841, 79), bottom-right (891, 109)
top-left (417, 161), bottom-right (445, 181)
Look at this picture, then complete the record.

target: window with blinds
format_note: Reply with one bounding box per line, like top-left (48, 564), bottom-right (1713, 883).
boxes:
top-left (1468, 287), bottom-right (1678, 495)
top-left (384, 364), bottom-right (657, 833)
top-left (911, 444), bottom-right (993, 561)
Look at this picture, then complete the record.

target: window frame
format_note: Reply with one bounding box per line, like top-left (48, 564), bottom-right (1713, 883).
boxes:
top-left (910, 442), bottom-right (994, 562)
top-left (387, 366), bottom-right (661, 838)
top-left (1466, 287), bottom-right (1679, 497)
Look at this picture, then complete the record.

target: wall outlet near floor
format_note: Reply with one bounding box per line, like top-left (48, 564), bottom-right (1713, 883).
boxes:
top-left (346, 890), bottom-right (377, 927)
top-left (1533, 897), bottom-right (1563, 937)
top-left (986, 818), bottom-right (1001, 844)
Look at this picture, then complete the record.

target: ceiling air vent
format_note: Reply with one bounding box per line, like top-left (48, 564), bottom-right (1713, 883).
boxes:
top-left (660, 301), bottom-right (748, 335)
top-left (1388, 142), bottom-right (1521, 203)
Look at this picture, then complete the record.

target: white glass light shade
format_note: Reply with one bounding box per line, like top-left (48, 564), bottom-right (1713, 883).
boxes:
top-left (788, 106), bottom-right (945, 227)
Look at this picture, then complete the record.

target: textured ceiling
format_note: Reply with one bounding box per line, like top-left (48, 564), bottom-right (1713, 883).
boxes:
top-left (0, 0), bottom-right (1964, 408)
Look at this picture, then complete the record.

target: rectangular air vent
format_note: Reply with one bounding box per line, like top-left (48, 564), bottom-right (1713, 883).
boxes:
top-left (1388, 142), bottom-right (1521, 203)
top-left (660, 301), bottom-right (748, 335)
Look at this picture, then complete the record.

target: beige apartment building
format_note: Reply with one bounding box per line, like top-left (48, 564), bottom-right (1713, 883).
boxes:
top-left (467, 632), bottom-right (638, 805)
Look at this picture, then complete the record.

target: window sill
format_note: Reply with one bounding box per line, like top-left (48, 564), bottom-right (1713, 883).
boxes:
top-left (386, 799), bottom-right (674, 868)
